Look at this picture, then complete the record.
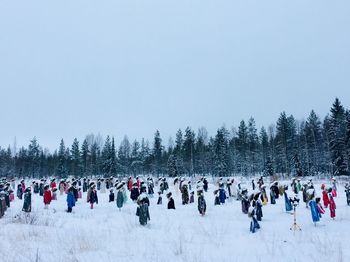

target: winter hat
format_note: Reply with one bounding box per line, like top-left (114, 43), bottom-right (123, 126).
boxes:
top-left (166, 192), bottom-right (172, 198)
top-left (116, 183), bottom-right (124, 190)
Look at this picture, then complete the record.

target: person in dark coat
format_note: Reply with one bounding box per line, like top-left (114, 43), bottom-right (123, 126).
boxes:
top-left (22, 187), bottom-right (32, 213)
top-left (181, 184), bottom-right (189, 205)
top-left (83, 178), bottom-right (88, 193)
top-left (167, 192), bottom-right (175, 209)
top-left (136, 194), bottom-right (150, 226)
top-left (214, 189), bottom-right (220, 205)
top-left (345, 183), bottom-right (350, 206)
top-left (130, 183), bottom-right (140, 201)
top-left (251, 192), bottom-right (263, 221)
top-left (197, 189), bottom-right (206, 216)
top-left (248, 207), bottom-right (260, 233)
top-left (203, 178), bottom-right (208, 192)
top-left (67, 187), bottom-right (76, 213)
top-left (241, 189), bottom-right (250, 214)
top-left (157, 191), bottom-right (162, 205)
top-left (17, 184), bottom-right (23, 200)
top-left (88, 185), bottom-right (98, 209)
top-left (189, 191), bottom-right (195, 203)
top-left (116, 183), bottom-right (124, 211)
top-left (109, 189), bottom-right (115, 202)
top-left (218, 183), bottom-right (227, 204)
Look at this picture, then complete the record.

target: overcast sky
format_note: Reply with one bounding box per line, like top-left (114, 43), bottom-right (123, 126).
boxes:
top-left (0, 0), bottom-right (349, 151)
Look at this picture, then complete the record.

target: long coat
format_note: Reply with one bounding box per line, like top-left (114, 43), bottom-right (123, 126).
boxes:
top-left (67, 192), bottom-right (76, 209)
top-left (117, 191), bottom-right (124, 209)
top-left (43, 190), bottom-right (52, 205)
top-left (167, 197), bottom-right (175, 209)
top-left (322, 190), bottom-right (330, 208)
top-left (22, 192), bottom-right (32, 212)
top-left (89, 190), bottom-right (98, 204)
top-left (309, 200), bottom-right (320, 223)
top-left (198, 195), bottom-right (206, 215)
top-left (284, 192), bottom-right (293, 212)
top-left (137, 203), bottom-right (150, 226)
top-left (219, 188), bottom-right (226, 204)
top-left (329, 194), bottom-right (336, 218)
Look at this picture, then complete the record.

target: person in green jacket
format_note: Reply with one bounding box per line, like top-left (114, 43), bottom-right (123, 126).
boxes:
top-left (116, 183), bottom-right (124, 211)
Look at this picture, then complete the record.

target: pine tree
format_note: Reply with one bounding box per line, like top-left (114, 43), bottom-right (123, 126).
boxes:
top-left (236, 120), bottom-right (248, 175)
top-left (102, 136), bottom-right (112, 175)
top-left (183, 127), bottom-right (195, 175)
top-left (28, 137), bottom-right (40, 178)
top-left (167, 154), bottom-right (178, 177)
top-left (118, 136), bottom-right (131, 174)
top-left (152, 130), bottom-right (163, 175)
top-left (213, 127), bottom-right (229, 176)
top-left (328, 98), bottom-right (348, 175)
top-left (81, 138), bottom-right (90, 176)
top-left (56, 139), bottom-right (67, 178)
top-left (247, 118), bottom-right (259, 174)
top-left (71, 138), bottom-right (81, 177)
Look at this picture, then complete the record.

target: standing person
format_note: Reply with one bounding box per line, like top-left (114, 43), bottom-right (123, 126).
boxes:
top-left (17, 184), bottom-right (23, 200)
top-left (147, 178), bottom-right (154, 197)
top-left (189, 191), bottom-right (195, 204)
top-left (50, 179), bottom-right (57, 189)
top-left (197, 189), bottom-right (206, 216)
top-left (316, 197), bottom-right (325, 216)
top-left (253, 192), bottom-right (263, 222)
top-left (321, 184), bottom-right (330, 208)
top-left (181, 183), bottom-right (190, 205)
top-left (127, 177), bottom-right (133, 191)
top-left (82, 178), bottom-right (88, 193)
top-left (251, 179), bottom-right (256, 191)
top-left (136, 194), bottom-right (150, 226)
top-left (331, 178), bottom-right (337, 197)
top-left (328, 188), bottom-right (336, 219)
top-left (59, 180), bottom-right (65, 195)
top-left (78, 188), bottom-right (82, 199)
top-left (166, 192), bottom-right (175, 210)
top-left (203, 177), bottom-right (208, 192)
top-left (218, 183), bottom-right (227, 205)
top-left (43, 185), bottom-right (52, 209)
top-left (248, 207), bottom-right (260, 233)
top-left (214, 189), bottom-right (220, 206)
top-left (51, 187), bottom-right (58, 200)
top-left (130, 183), bottom-right (140, 202)
top-left (116, 183), bottom-right (124, 211)
top-left (20, 180), bottom-right (26, 193)
top-left (100, 179), bottom-right (106, 193)
top-left (67, 187), bottom-right (76, 213)
top-left (88, 185), bottom-right (98, 209)
top-left (260, 185), bottom-right (268, 205)
top-left (241, 189), bottom-right (250, 214)
top-left (283, 186), bottom-right (293, 212)
top-left (109, 189), bottom-right (115, 202)
top-left (22, 187), bottom-right (32, 213)
top-left (309, 196), bottom-right (321, 225)
top-left (157, 191), bottom-right (162, 205)
top-left (345, 183), bottom-right (350, 206)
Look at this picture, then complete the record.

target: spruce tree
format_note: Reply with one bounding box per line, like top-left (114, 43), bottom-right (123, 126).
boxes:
top-left (328, 98), bottom-right (348, 175)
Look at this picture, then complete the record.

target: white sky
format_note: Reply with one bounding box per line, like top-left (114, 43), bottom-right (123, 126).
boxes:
top-left (0, 0), bottom-right (349, 151)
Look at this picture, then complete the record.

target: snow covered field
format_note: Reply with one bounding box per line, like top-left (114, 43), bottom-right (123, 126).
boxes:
top-left (1, 178), bottom-right (350, 262)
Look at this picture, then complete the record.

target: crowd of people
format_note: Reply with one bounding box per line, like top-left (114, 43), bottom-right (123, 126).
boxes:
top-left (0, 175), bottom-right (349, 232)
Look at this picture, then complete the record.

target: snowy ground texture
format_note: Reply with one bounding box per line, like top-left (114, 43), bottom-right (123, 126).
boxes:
top-left (1, 177), bottom-right (350, 262)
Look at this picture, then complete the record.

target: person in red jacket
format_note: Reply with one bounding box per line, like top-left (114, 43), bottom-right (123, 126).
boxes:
top-left (43, 185), bottom-right (52, 209)
top-left (321, 184), bottom-right (330, 208)
top-left (20, 179), bottom-right (26, 192)
top-left (136, 177), bottom-right (141, 189)
top-left (328, 188), bottom-right (336, 219)
top-left (127, 177), bottom-right (133, 191)
top-left (50, 179), bottom-right (57, 189)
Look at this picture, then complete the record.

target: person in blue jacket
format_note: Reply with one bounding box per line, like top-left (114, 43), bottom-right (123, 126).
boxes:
top-left (309, 196), bottom-right (321, 225)
top-left (67, 186), bottom-right (76, 213)
top-left (218, 183), bottom-right (227, 204)
top-left (284, 185), bottom-right (293, 212)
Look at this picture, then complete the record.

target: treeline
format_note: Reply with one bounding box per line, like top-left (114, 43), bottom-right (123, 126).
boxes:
top-left (0, 98), bottom-right (349, 178)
